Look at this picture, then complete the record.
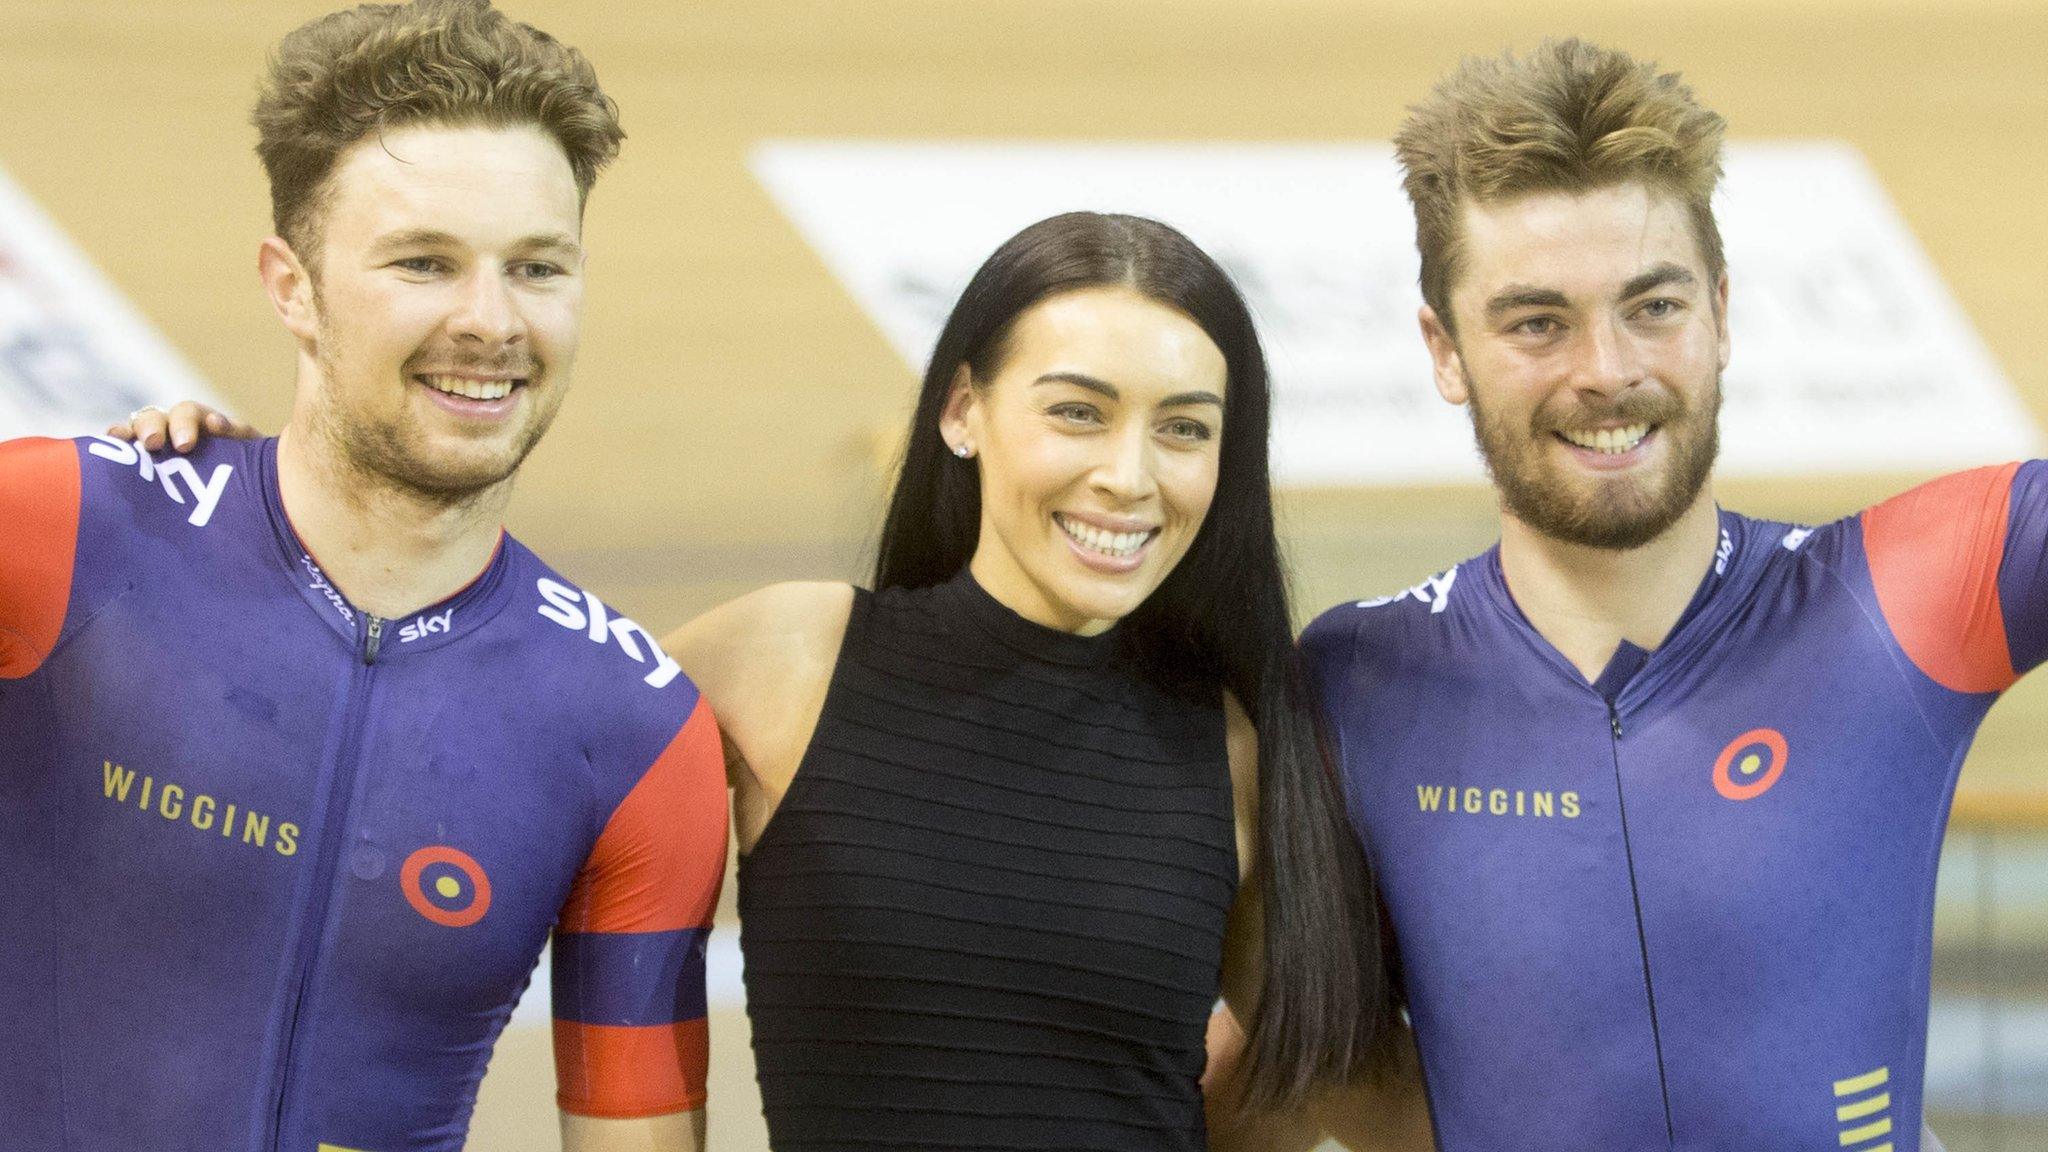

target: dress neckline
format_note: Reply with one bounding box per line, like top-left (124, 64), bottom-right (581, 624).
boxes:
top-left (938, 568), bottom-right (1120, 669)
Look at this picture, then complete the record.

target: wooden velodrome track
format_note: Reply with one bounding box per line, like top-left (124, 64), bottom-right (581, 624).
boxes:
top-left (4, 1), bottom-right (2045, 1147)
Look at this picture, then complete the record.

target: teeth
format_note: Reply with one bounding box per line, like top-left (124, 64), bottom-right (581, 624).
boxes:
top-left (1561, 423), bottom-right (1650, 454)
top-left (421, 375), bottom-right (515, 401)
top-left (1057, 515), bottom-right (1152, 558)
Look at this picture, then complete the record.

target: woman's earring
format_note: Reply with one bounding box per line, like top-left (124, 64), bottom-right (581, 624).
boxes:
top-left (953, 443), bottom-right (973, 458)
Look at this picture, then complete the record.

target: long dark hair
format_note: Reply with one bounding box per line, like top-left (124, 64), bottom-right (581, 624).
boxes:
top-left (873, 211), bottom-right (1395, 1105)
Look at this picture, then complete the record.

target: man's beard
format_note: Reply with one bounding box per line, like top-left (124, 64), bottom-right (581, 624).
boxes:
top-left (311, 339), bottom-right (555, 507)
top-left (1466, 369), bottom-right (1721, 551)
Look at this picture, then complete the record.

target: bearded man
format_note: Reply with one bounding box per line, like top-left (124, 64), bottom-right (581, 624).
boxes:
top-left (1299, 38), bottom-right (2007, 1152)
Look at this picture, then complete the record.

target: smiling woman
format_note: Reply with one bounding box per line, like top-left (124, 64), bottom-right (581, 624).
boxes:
top-left (669, 211), bottom-right (1408, 1149)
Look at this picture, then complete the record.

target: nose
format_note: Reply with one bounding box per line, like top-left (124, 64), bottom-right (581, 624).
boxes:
top-left (449, 266), bottom-right (523, 348)
top-left (1570, 316), bottom-right (1640, 398)
top-left (1091, 423), bottom-right (1159, 506)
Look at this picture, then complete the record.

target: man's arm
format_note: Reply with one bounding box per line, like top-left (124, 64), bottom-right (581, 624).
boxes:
top-left (1861, 460), bottom-right (2048, 693)
top-left (0, 437), bottom-right (83, 680)
top-left (552, 694), bottom-right (729, 1148)
top-left (562, 1109), bottom-right (704, 1152)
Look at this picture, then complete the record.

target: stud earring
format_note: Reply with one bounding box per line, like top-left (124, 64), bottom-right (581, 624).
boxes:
top-left (953, 443), bottom-right (973, 458)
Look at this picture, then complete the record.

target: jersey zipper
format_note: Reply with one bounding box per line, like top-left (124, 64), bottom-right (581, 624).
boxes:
top-left (268, 614), bottom-right (383, 1149)
top-left (1606, 698), bottom-right (1677, 1149)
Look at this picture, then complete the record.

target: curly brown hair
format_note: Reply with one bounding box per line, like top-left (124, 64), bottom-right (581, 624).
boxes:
top-left (253, 0), bottom-right (622, 268)
top-left (1396, 38), bottom-right (1727, 332)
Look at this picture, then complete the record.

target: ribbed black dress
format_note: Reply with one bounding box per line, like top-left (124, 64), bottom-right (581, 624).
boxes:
top-left (738, 571), bottom-right (1238, 1150)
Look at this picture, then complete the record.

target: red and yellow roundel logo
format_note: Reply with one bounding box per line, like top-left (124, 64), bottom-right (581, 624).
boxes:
top-left (400, 845), bottom-right (492, 927)
top-left (1712, 728), bottom-right (1789, 801)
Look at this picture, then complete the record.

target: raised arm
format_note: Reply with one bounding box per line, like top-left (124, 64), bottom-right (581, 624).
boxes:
top-left (1861, 460), bottom-right (2048, 693)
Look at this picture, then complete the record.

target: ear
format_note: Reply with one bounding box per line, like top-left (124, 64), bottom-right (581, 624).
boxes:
top-left (938, 363), bottom-right (980, 456)
top-left (259, 236), bottom-right (319, 345)
top-left (1713, 269), bottom-right (1731, 373)
top-left (1419, 305), bottom-right (1469, 406)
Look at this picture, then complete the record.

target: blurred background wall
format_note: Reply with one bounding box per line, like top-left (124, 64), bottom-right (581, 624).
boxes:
top-left (3, 1), bottom-right (2043, 1148)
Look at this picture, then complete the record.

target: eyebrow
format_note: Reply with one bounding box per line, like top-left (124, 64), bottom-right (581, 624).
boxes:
top-left (1618, 262), bottom-right (1697, 300)
top-left (1484, 262), bottom-right (1700, 319)
top-left (1033, 372), bottom-right (1224, 409)
top-left (368, 228), bottom-right (583, 258)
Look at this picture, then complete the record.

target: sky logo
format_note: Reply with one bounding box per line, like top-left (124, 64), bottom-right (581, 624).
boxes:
top-left (534, 579), bottom-right (683, 688)
top-left (85, 434), bottom-right (231, 527)
top-left (1358, 565), bottom-right (1458, 615)
top-left (399, 608), bottom-right (454, 644)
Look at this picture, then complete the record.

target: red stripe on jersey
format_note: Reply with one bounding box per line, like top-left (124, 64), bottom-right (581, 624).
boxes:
top-left (0, 438), bottom-right (82, 679)
top-left (556, 700), bottom-right (727, 935)
top-left (1862, 462), bottom-right (2021, 694)
top-left (553, 1017), bottom-right (709, 1117)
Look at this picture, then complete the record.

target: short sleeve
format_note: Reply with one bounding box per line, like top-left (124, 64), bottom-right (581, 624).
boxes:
top-left (0, 437), bottom-right (82, 680)
top-left (1859, 461), bottom-right (2048, 693)
top-left (551, 697), bottom-right (729, 1117)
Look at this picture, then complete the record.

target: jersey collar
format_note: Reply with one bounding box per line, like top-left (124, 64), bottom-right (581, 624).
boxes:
top-left (253, 437), bottom-right (516, 656)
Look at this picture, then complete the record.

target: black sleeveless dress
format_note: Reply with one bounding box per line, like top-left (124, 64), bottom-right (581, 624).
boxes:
top-left (738, 571), bottom-right (1238, 1150)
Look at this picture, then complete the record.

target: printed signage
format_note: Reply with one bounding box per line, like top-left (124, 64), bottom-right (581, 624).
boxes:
top-left (0, 164), bottom-right (225, 439)
top-left (754, 140), bottom-right (2038, 485)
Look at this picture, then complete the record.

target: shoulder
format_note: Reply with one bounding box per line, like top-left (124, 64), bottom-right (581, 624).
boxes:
top-left (1303, 561), bottom-right (1471, 663)
top-left (664, 581), bottom-right (854, 739)
top-left (507, 544), bottom-right (703, 721)
top-left (664, 580), bottom-right (854, 689)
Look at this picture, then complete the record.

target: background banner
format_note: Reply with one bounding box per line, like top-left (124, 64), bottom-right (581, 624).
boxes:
top-left (755, 140), bottom-right (2039, 486)
top-left (0, 165), bottom-right (224, 440)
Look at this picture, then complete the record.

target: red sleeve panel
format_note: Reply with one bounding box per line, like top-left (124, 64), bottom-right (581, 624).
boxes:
top-left (1861, 462), bottom-right (2021, 694)
top-left (553, 698), bottom-right (730, 1117)
top-left (0, 438), bottom-right (82, 680)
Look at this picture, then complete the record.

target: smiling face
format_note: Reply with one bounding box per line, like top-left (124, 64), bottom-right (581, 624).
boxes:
top-left (943, 285), bottom-right (1228, 635)
top-left (284, 122), bottom-right (586, 501)
top-left (1422, 182), bottom-right (1730, 549)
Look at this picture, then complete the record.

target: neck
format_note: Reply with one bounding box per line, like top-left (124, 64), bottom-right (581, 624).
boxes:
top-left (1497, 487), bottom-right (1721, 684)
top-left (275, 423), bottom-right (509, 620)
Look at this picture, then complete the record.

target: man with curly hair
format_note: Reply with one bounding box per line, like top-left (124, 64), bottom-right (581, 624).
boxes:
top-left (0, 3), bottom-right (724, 1149)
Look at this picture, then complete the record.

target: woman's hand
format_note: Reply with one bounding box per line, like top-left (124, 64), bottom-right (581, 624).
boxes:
top-left (106, 401), bottom-right (262, 452)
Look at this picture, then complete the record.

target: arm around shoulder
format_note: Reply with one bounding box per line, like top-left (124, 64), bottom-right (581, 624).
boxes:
top-left (663, 581), bottom-right (855, 850)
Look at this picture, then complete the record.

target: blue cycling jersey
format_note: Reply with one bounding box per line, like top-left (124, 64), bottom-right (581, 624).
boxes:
top-left (1303, 464), bottom-right (2048, 1152)
top-left (0, 435), bottom-right (728, 1152)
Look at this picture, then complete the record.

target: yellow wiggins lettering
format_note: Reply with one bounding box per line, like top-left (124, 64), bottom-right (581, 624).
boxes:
top-left (159, 783), bottom-right (185, 821)
top-left (94, 761), bottom-right (301, 860)
top-left (1416, 782), bottom-right (1582, 820)
top-left (102, 761), bottom-right (135, 802)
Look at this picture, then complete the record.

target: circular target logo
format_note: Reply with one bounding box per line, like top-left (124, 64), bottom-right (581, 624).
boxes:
top-left (1712, 728), bottom-right (1789, 801)
top-left (400, 845), bottom-right (492, 927)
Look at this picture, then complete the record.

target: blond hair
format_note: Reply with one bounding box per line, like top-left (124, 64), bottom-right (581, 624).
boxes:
top-left (253, 0), bottom-right (622, 265)
top-left (1395, 38), bottom-right (1727, 329)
